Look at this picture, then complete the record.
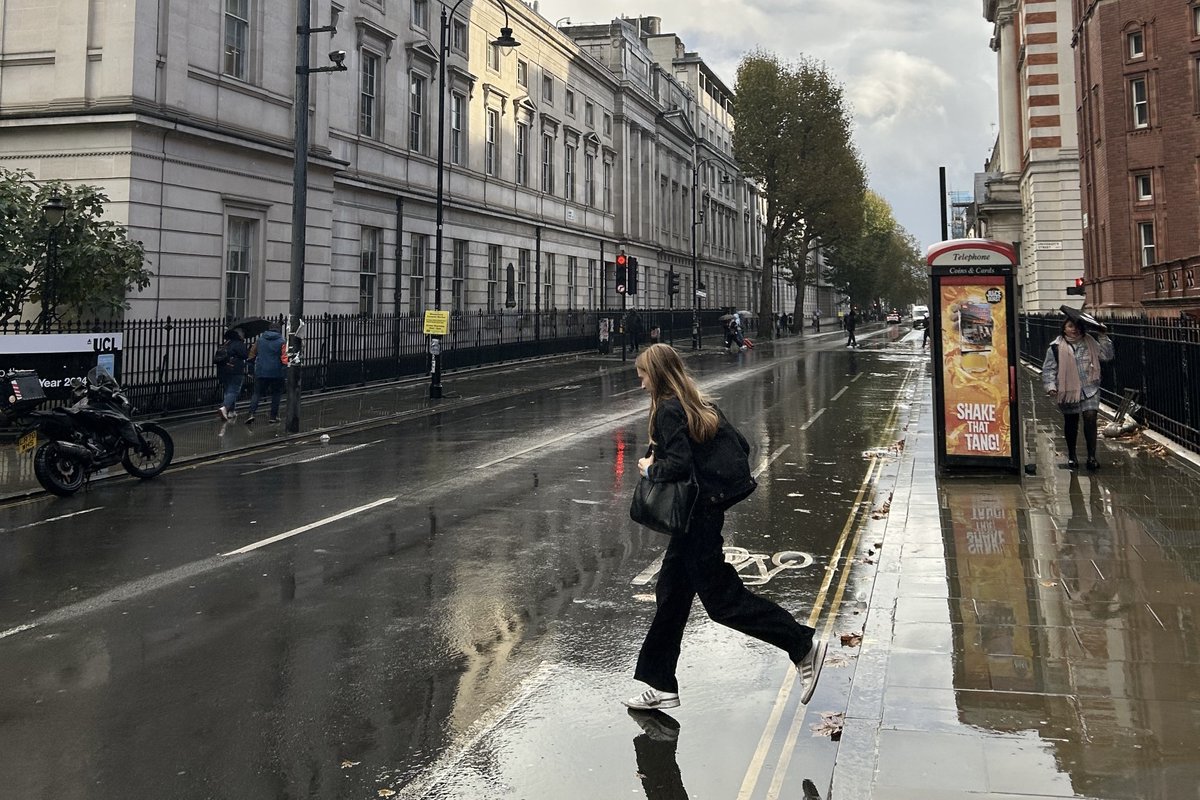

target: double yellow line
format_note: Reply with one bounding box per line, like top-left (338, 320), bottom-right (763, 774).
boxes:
top-left (738, 367), bottom-right (914, 800)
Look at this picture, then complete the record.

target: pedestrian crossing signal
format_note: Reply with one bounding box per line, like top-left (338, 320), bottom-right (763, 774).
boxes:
top-left (667, 270), bottom-right (680, 295)
top-left (1067, 277), bottom-right (1085, 296)
top-left (616, 252), bottom-right (627, 294)
top-left (627, 256), bottom-right (639, 295)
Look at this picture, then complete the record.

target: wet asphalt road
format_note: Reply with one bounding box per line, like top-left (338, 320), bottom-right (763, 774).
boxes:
top-left (0, 330), bottom-right (922, 799)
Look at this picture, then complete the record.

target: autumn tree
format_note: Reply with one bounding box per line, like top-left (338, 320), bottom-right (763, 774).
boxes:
top-left (0, 168), bottom-right (149, 327)
top-left (733, 51), bottom-right (865, 338)
top-left (824, 191), bottom-right (926, 311)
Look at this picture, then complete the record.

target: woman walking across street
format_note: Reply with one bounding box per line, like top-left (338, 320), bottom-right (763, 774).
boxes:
top-left (1042, 311), bottom-right (1114, 470)
top-left (624, 343), bottom-right (827, 711)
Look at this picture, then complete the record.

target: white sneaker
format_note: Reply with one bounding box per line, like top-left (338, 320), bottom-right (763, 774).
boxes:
top-left (622, 688), bottom-right (680, 710)
top-left (796, 639), bottom-right (828, 705)
top-left (216, 406), bottom-right (229, 421)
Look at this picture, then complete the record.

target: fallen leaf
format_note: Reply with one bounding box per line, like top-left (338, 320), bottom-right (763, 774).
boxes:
top-left (811, 711), bottom-right (845, 740)
top-left (377, 790), bottom-right (396, 797)
top-left (1040, 581), bottom-right (1058, 588)
top-left (341, 760), bottom-right (361, 769)
top-left (840, 631), bottom-right (863, 647)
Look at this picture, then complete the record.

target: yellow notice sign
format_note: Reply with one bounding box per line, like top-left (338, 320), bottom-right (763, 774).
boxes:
top-left (423, 310), bottom-right (450, 336)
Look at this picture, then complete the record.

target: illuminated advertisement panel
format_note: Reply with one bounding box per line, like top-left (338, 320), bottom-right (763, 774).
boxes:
top-left (926, 239), bottom-right (1020, 473)
top-left (938, 276), bottom-right (1011, 459)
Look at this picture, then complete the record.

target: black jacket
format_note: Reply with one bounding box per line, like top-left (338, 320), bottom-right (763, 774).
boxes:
top-left (648, 398), bottom-right (757, 509)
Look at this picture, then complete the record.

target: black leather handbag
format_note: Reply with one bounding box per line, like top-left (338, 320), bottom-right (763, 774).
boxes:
top-left (629, 468), bottom-right (699, 536)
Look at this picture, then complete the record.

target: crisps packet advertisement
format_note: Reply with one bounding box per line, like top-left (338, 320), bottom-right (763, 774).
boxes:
top-left (926, 239), bottom-right (1020, 473)
top-left (939, 276), bottom-right (1010, 458)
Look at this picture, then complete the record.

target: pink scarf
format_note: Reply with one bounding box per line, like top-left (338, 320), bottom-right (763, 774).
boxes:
top-left (1056, 334), bottom-right (1101, 404)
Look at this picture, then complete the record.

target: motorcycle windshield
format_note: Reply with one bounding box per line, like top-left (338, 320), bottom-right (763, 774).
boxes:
top-left (87, 365), bottom-right (122, 393)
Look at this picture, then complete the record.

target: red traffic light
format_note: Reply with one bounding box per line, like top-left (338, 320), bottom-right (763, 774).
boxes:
top-left (616, 252), bottom-right (627, 267)
top-left (1067, 277), bottom-right (1085, 296)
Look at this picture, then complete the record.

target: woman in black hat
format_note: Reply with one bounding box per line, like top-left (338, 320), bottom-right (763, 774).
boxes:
top-left (1041, 312), bottom-right (1114, 470)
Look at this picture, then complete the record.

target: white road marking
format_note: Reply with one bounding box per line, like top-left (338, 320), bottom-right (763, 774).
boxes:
top-left (240, 440), bottom-right (383, 475)
top-left (831, 385), bottom-right (849, 401)
top-left (753, 444), bottom-right (790, 479)
top-left (800, 407), bottom-right (826, 431)
top-left (221, 496), bottom-right (397, 555)
top-left (0, 623), bottom-right (37, 640)
top-left (0, 506), bottom-right (103, 533)
top-left (631, 553), bottom-right (665, 586)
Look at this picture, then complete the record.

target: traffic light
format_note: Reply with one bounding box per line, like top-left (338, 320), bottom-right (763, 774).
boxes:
top-left (667, 270), bottom-right (680, 295)
top-left (615, 252), bottom-right (627, 294)
top-left (1067, 277), bottom-right (1085, 296)
top-left (627, 256), bottom-right (639, 294)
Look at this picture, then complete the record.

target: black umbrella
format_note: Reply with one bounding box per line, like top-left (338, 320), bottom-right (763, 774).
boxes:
top-left (224, 317), bottom-right (271, 339)
top-left (1059, 304), bottom-right (1107, 334)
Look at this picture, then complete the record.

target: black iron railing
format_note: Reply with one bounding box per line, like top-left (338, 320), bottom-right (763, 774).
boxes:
top-left (1, 308), bottom-right (749, 417)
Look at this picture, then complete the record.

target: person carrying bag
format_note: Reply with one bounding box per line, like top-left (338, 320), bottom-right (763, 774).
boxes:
top-left (624, 344), bottom-right (827, 712)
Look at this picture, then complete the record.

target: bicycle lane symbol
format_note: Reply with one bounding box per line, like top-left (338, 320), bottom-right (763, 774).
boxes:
top-left (724, 547), bottom-right (814, 586)
top-left (630, 547), bottom-right (814, 588)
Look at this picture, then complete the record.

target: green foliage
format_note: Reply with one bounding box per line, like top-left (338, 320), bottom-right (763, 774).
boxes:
top-left (0, 168), bottom-right (150, 325)
top-left (733, 51), bottom-right (866, 335)
top-left (824, 191), bottom-right (926, 309)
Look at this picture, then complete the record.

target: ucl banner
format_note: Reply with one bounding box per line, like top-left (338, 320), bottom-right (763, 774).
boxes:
top-left (926, 240), bottom-right (1022, 474)
top-left (0, 333), bottom-right (123, 401)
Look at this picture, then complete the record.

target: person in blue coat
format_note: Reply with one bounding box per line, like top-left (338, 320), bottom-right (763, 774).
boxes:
top-left (245, 322), bottom-right (287, 424)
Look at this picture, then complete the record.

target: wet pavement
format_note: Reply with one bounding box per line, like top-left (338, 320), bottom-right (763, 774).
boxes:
top-left (835, 354), bottom-right (1200, 799)
top-left (2, 324), bottom-right (1199, 799)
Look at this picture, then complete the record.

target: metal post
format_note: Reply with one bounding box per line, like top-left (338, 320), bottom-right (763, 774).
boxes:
top-left (690, 154), bottom-right (701, 350)
top-left (285, 6), bottom-right (343, 431)
top-left (285, 0), bottom-right (311, 432)
top-left (430, 3), bottom-right (457, 400)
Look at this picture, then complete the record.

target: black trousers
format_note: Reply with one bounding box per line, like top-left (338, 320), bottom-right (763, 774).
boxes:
top-left (634, 506), bottom-right (814, 693)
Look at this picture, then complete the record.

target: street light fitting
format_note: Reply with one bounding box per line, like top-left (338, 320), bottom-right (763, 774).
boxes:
top-left (43, 195), bottom-right (66, 226)
top-left (328, 50), bottom-right (346, 68)
top-left (492, 27), bottom-right (520, 50)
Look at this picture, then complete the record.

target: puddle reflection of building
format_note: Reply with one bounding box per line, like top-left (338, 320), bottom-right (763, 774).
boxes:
top-left (628, 710), bottom-right (688, 800)
top-left (940, 466), bottom-right (1200, 798)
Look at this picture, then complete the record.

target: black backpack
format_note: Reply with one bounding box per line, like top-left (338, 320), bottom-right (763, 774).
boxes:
top-left (213, 343), bottom-right (230, 366)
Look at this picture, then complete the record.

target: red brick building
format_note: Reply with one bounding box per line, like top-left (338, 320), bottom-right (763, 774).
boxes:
top-left (1074, 0), bottom-right (1200, 315)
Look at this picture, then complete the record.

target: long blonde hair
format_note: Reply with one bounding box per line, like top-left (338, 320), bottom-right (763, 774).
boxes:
top-left (635, 343), bottom-right (719, 443)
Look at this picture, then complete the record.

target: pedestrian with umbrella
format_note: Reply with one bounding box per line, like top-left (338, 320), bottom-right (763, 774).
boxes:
top-left (215, 326), bottom-right (250, 421)
top-left (1042, 305), bottom-right (1114, 470)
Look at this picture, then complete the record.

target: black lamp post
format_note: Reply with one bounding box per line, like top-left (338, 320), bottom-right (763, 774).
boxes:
top-left (39, 195), bottom-right (67, 333)
top-left (285, 3), bottom-right (346, 433)
top-left (690, 154), bottom-right (725, 350)
top-left (431, 0), bottom-right (520, 399)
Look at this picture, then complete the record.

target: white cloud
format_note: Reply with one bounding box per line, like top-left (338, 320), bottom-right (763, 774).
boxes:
top-left (540, 0), bottom-right (998, 248)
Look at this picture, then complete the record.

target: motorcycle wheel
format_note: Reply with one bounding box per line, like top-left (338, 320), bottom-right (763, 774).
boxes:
top-left (33, 442), bottom-right (87, 496)
top-left (122, 423), bottom-right (174, 479)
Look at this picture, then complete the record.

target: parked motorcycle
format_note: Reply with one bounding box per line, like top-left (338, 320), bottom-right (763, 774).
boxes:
top-left (4, 367), bottom-right (174, 496)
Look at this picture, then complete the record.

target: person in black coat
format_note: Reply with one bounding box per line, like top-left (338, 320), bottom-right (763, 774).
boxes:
top-left (216, 328), bottom-right (249, 421)
top-left (623, 344), bottom-right (827, 712)
top-left (844, 307), bottom-right (858, 347)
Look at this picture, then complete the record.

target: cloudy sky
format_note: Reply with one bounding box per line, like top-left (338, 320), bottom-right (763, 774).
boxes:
top-left (542, 0), bottom-right (999, 251)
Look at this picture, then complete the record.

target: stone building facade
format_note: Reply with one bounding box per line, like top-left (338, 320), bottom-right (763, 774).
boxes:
top-left (1074, 0), bottom-right (1200, 315)
top-left (0, 2), bottom-right (778, 322)
top-left (979, 0), bottom-right (1085, 313)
